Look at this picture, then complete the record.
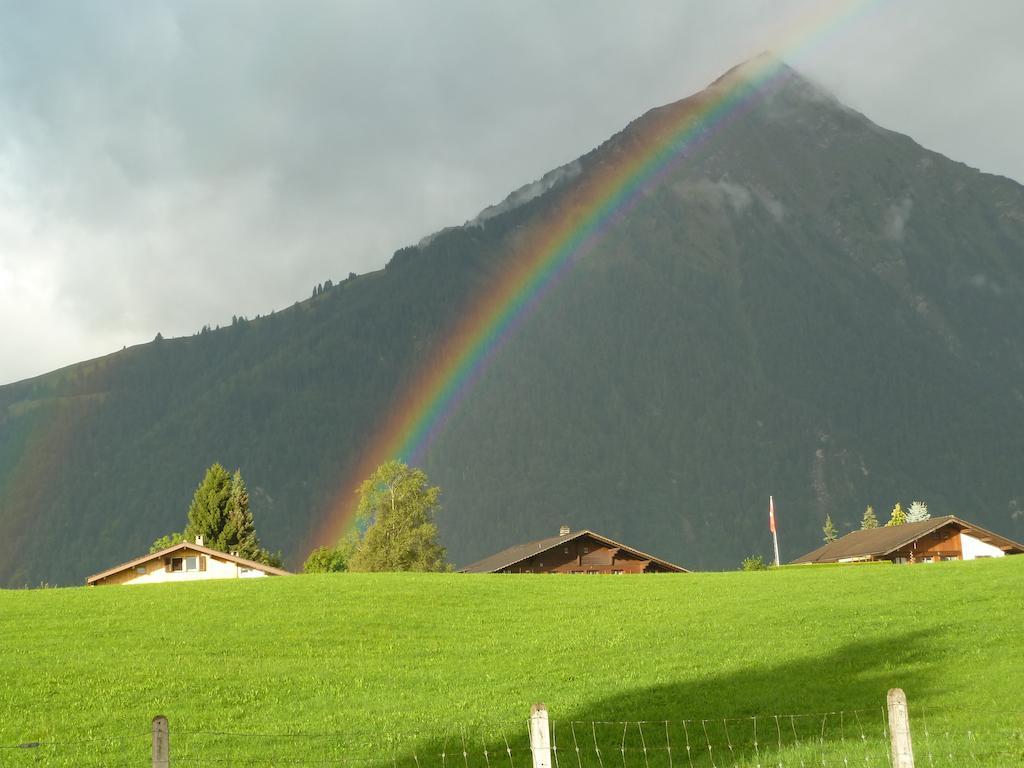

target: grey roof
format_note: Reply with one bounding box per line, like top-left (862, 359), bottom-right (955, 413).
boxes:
top-left (791, 515), bottom-right (1024, 564)
top-left (459, 529), bottom-right (688, 573)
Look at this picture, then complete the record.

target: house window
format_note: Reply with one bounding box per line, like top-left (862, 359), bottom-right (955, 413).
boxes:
top-left (538, 562), bottom-right (544, 568)
top-left (563, 547), bottom-right (569, 554)
top-left (135, 566), bottom-right (147, 574)
top-left (185, 556), bottom-right (199, 571)
top-left (612, 570), bottom-right (623, 575)
top-left (170, 557), bottom-right (184, 572)
top-left (893, 557), bottom-right (908, 565)
top-left (582, 546), bottom-right (589, 554)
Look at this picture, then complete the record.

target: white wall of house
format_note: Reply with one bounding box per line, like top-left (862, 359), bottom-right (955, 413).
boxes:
top-left (960, 533), bottom-right (1005, 560)
top-left (102, 549), bottom-right (272, 585)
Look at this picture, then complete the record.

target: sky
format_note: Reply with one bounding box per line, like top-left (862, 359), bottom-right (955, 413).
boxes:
top-left (1, 0), bottom-right (1022, 385)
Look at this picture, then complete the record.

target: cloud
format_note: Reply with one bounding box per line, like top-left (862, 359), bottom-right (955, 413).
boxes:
top-left (0, 0), bottom-right (1022, 383)
top-left (675, 179), bottom-right (787, 222)
top-left (883, 197), bottom-right (914, 241)
top-left (675, 179), bottom-right (753, 213)
top-left (968, 273), bottom-right (1004, 295)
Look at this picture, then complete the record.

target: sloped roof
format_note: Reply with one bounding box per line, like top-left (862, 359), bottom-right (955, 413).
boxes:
top-left (459, 529), bottom-right (688, 573)
top-left (86, 541), bottom-right (291, 584)
top-left (791, 515), bottom-right (1024, 564)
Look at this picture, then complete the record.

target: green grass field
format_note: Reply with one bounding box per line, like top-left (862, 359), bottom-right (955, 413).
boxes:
top-left (1, 558), bottom-right (1022, 767)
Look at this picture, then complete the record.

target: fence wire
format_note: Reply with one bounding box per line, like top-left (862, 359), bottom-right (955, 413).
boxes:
top-left (1, 710), bottom-right (1021, 768)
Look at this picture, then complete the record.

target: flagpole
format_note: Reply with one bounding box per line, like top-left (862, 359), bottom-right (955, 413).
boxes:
top-left (770, 495), bottom-right (781, 567)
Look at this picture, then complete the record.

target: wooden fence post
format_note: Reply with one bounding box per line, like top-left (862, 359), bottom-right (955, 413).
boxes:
top-left (529, 703), bottom-right (551, 768)
top-left (152, 715), bottom-right (170, 768)
top-left (887, 688), bottom-right (914, 768)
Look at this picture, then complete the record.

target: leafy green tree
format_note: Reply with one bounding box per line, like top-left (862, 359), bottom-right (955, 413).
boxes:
top-left (860, 505), bottom-right (879, 530)
top-left (303, 544), bottom-right (351, 573)
top-left (149, 531), bottom-right (185, 553)
top-left (822, 514), bottom-right (838, 543)
top-left (886, 502), bottom-right (908, 527)
top-left (906, 500), bottom-right (930, 523)
top-left (741, 554), bottom-right (768, 571)
top-left (347, 460), bottom-right (448, 572)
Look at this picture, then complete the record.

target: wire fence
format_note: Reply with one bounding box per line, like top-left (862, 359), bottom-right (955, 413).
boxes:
top-left (1, 707), bottom-right (1021, 767)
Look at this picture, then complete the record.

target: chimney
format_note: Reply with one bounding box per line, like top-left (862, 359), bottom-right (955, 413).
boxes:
top-left (559, 525), bottom-right (571, 537)
top-left (195, 535), bottom-right (204, 546)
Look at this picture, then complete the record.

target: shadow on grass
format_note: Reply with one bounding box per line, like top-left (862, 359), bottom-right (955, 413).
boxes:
top-left (374, 628), bottom-right (937, 768)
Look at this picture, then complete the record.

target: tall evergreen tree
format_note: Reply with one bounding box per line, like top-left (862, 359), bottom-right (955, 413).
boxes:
top-left (222, 470), bottom-right (259, 559)
top-left (860, 505), bottom-right (879, 530)
top-left (151, 464), bottom-right (279, 566)
top-left (822, 514), bottom-right (838, 543)
top-left (906, 500), bottom-right (930, 523)
top-left (347, 460), bottom-right (448, 572)
top-left (184, 464), bottom-right (233, 547)
top-left (886, 502), bottom-right (908, 527)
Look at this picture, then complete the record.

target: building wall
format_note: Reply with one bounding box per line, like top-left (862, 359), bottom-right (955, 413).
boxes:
top-left (96, 547), bottom-right (272, 585)
top-left (889, 526), bottom-right (963, 563)
top-left (496, 536), bottom-right (674, 574)
top-left (960, 533), bottom-right (1006, 560)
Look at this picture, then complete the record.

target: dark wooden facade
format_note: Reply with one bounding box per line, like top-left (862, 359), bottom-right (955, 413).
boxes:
top-left (889, 527), bottom-right (962, 563)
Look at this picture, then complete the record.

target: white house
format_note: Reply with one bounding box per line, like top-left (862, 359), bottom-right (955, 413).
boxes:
top-left (86, 539), bottom-right (290, 585)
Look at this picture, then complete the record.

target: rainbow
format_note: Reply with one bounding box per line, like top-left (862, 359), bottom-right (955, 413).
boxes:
top-left (311, 0), bottom-right (881, 548)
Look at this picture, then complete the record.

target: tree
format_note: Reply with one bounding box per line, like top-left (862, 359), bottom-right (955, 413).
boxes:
top-left (151, 464), bottom-right (278, 566)
top-left (741, 554), bottom-right (768, 571)
top-left (886, 502), bottom-right (908, 527)
top-left (347, 460), bottom-right (448, 572)
top-left (221, 470), bottom-right (259, 560)
top-left (860, 505), bottom-right (879, 530)
top-left (149, 531), bottom-right (185, 553)
top-left (822, 514), bottom-right (838, 543)
top-left (303, 544), bottom-right (351, 573)
top-left (906, 500), bottom-right (930, 523)
top-left (183, 464), bottom-right (234, 548)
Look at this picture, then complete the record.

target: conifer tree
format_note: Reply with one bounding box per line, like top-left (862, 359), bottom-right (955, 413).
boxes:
top-left (222, 470), bottom-right (259, 559)
top-left (822, 514), bottom-right (838, 543)
top-left (184, 463), bottom-right (233, 546)
top-left (886, 502), bottom-right (908, 527)
top-left (151, 464), bottom-right (279, 566)
top-left (861, 505), bottom-right (879, 530)
top-left (906, 500), bottom-right (930, 523)
top-left (347, 460), bottom-right (448, 572)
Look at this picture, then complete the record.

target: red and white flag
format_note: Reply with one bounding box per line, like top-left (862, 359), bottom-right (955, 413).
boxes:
top-left (769, 495), bottom-right (777, 533)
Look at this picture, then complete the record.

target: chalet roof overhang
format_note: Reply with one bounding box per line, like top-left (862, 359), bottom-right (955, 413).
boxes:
top-left (459, 529), bottom-right (689, 573)
top-left (790, 516), bottom-right (1024, 564)
top-left (86, 541), bottom-right (291, 584)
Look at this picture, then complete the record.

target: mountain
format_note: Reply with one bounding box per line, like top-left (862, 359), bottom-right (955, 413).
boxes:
top-left (3, 57), bottom-right (1024, 586)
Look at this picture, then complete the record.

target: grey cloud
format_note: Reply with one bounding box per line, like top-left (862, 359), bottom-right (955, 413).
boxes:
top-left (675, 179), bottom-right (753, 213)
top-left (883, 197), bottom-right (914, 241)
top-left (0, 0), bottom-right (1022, 383)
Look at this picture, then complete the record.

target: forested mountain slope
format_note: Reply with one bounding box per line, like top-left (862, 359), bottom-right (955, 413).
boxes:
top-left (3, 59), bottom-right (1024, 586)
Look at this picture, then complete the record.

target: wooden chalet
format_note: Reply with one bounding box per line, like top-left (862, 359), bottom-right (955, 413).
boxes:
top-left (791, 515), bottom-right (1024, 565)
top-left (460, 526), bottom-right (688, 574)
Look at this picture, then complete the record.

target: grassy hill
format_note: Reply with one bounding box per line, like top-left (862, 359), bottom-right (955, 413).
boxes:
top-left (1, 558), bottom-right (1022, 766)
